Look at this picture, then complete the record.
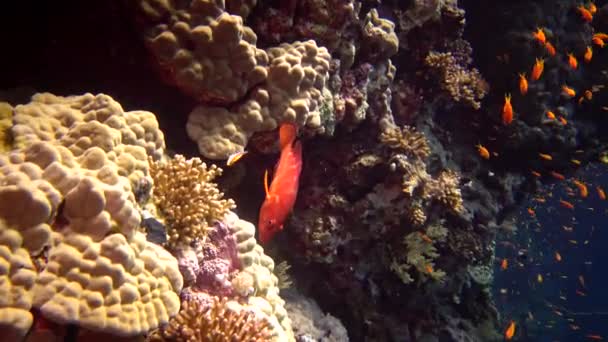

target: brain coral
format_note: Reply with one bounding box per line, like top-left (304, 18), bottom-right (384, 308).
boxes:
top-left (0, 93), bottom-right (183, 337)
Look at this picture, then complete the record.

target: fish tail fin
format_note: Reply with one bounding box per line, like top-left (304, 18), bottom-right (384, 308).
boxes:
top-left (279, 123), bottom-right (297, 149)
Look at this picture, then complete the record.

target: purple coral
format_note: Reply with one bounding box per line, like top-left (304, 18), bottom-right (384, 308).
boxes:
top-left (176, 220), bottom-right (242, 302)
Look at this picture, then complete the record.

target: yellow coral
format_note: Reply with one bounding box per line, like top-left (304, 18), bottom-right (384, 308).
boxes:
top-left (425, 51), bottom-right (488, 109)
top-left (149, 155), bottom-right (235, 248)
top-left (149, 297), bottom-right (273, 342)
top-left (380, 124), bottom-right (431, 160)
top-left (427, 170), bottom-right (464, 214)
top-left (0, 102), bottom-right (12, 152)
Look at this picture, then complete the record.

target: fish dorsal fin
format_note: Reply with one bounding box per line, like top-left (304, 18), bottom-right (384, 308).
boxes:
top-left (264, 169), bottom-right (270, 197)
top-left (279, 123), bottom-right (297, 150)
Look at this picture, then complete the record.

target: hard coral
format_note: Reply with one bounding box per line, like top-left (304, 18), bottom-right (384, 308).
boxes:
top-left (379, 123), bottom-right (431, 160)
top-left (187, 40), bottom-right (333, 160)
top-left (424, 50), bottom-right (488, 109)
top-left (139, 0), bottom-right (268, 103)
top-left (149, 297), bottom-right (273, 342)
top-left (149, 155), bottom-right (235, 248)
top-left (0, 93), bottom-right (182, 337)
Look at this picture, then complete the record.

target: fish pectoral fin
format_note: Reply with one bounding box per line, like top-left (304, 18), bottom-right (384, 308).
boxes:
top-left (264, 169), bottom-right (270, 197)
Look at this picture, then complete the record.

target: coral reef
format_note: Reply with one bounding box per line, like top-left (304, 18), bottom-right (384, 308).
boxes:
top-left (0, 93), bottom-right (182, 337)
top-left (149, 297), bottom-right (273, 342)
top-left (149, 155), bottom-right (235, 248)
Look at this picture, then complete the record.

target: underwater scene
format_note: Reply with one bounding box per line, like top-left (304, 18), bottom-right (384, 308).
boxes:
top-left (0, 0), bottom-right (607, 341)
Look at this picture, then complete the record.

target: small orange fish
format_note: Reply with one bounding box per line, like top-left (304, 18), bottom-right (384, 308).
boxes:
top-left (577, 5), bottom-right (593, 22)
top-left (505, 321), bottom-right (516, 340)
top-left (425, 264), bottom-right (434, 274)
top-left (531, 58), bottom-right (545, 80)
top-left (584, 90), bottom-right (593, 100)
top-left (555, 251), bottom-right (562, 261)
top-left (226, 150), bottom-right (248, 166)
top-left (562, 85), bottom-right (576, 98)
top-left (518, 73), bottom-right (528, 95)
top-left (534, 197), bottom-right (546, 203)
top-left (594, 33), bottom-right (608, 40)
top-left (531, 170), bottom-right (542, 177)
top-left (560, 199), bottom-right (575, 209)
top-left (501, 258), bottom-right (508, 270)
top-left (571, 159), bottom-right (581, 165)
top-left (545, 41), bottom-right (557, 56)
top-left (546, 111), bottom-right (556, 120)
top-left (573, 180), bottom-right (588, 198)
top-left (476, 144), bottom-right (490, 159)
top-left (558, 116), bottom-right (568, 125)
top-left (584, 46), bottom-right (593, 62)
top-left (502, 94), bottom-right (513, 125)
top-left (419, 232), bottom-right (433, 243)
top-left (539, 153), bottom-right (553, 161)
top-left (567, 53), bottom-right (578, 69)
top-left (586, 335), bottom-right (603, 340)
top-left (588, 2), bottom-right (597, 14)
top-left (592, 36), bottom-right (605, 48)
top-left (533, 28), bottom-right (546, 44)
top-left (576, 290), bottom-right (587, 296)
top-left (551, 171), bottom-right (565, 180)
top-left (596, 186), bottom-right (606, 200)
top-left (528, 207), bottom-right (536, 216)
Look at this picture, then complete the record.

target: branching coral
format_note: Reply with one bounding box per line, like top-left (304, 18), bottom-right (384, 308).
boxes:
top-left (425, 50), bottom-right (488, 109)
top-left (149, 297), bottom-right (273, 342)
top-left (149, 155), bottom-right (235, 248)
top-left (380, 123), bottom-right (431, 160)
top-left (391, 223), bottom-right (448, 284)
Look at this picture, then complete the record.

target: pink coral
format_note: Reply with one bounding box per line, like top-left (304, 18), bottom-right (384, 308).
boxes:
top-left (176, 220), bottom-right (241, 303)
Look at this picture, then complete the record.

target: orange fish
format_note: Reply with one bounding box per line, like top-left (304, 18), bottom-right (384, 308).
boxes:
top-left (519, 73), bottom-right (528, 95)
top-left (577, 5), bottom-right (593, 22)
top-left (425, 264), bottom-right (434, 274)
top-left (586, 335), bottom-right (603, 340)
top-left (545, 41), bottom-right (557, 56)
top-left (571, 159), bottom-right (581, 165)
top-left (419, 232), bottom-right (433, 243)
top-left (528, 207), bottom-right (536, 217)
top-left (588, 2), bottom-right (597, 14)
top-left (501, 258), bottom-right (508, 270)
top-left (546, 111), bottom-right (556, 120)
top-left (567, 53), bottom-right (578, 69)
top-left (558, 116), bottom-right (568, 125)
top-left (573, 180), bottom-right (588, 198)
top-left (594, 33), bottom-right (608, 40)
top-left (562, 85), bottom-right (576, 98)
top-left (226, 150), bottom-right (248, 166)
top-left (505, 321), bottom-right (516, 340)
top-left (560, 199), bottom-right (575, 209)
top-left (584, 46), bottom-right (593, 62)
top-left (584, 90), bottom-right (593, 100)
top-left (503, 94), bottom-right (513, 125)
top-left (597, 186), bottom-right (606, 200)
top-left (555, 251), bottom-right (562, 262)
top-left (476, 144), bottom-right (490, 159)
top-left (531, 170), bottom-right (542, 177)
top-left (533, 28), bottom-right (546, 44)
top-left (539, 153), bottom-right (553, 161)
top-left (551, 171), bottom-right (565, 180)
top-left (258, 123), bottom-right (303, 243)
top-left (592, 37), bottom-right (605, 48)
top-left (531, 58), bottom-right (544, 80)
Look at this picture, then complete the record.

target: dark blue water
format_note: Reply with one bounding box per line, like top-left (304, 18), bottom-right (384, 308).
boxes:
top-left (495, 162), bottom-right (608, 341)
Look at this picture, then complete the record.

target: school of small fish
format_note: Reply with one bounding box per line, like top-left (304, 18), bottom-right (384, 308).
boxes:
top-left (491, 2), bottom-right (608, 340)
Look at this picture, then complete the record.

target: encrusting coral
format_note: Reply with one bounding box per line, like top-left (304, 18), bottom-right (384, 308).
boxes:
top-left (149, 297), bottom-right (273, 342)
top-left (149, 155), bottom-right (236, 248)
top-left (0, 93), bottom-right (183, 337)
